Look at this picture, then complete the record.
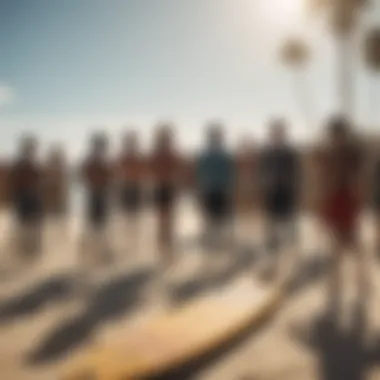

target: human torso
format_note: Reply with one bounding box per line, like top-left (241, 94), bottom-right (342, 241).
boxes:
top-left (236, 154), bottom-right (254, 189)
top-left (117, 154), bottom-right (145, 185)
top-left (261, 145), bottom-right (298, 194)
top-left (197, 149), bottom-right (233, 194)
top-left (11, 159), bottom-right (41, 195)
top-left (319, 143), bottom-right (363, 197)
top-left (82, 157), bottom-right (111, 192)
top-left (150, 150), bottom-right (179, 185)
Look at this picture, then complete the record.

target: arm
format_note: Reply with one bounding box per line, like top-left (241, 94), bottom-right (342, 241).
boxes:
top-left (292, 150), bottom-right (303, 208)
top-left (357, 146), bottom-right (370, 204)
top-left (229, 154), bottom-right (237, 195)
top-left (257, 149), bottom-right (267, 197)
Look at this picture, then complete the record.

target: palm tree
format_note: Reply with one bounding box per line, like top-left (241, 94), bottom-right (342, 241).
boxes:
top-left (307, 0), bottom-right (368, 118)
top-left (280, 38), bottom-right (313, 126)
top-left (364, 27), bottom-right (380, 126)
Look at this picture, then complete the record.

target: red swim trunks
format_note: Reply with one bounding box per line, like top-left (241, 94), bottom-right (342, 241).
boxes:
top-left (322, 189), bottom-right (361, 239)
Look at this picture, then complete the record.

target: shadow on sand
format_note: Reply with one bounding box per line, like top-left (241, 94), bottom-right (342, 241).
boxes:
top-left (289, 303), bottom-right (380, 380)
top-left (0, 272), bottom-right (78, 323)
top-left (170, 244), bottom-right (258, 304)
top-left (25, 247), bottom-right (329, 371)
top-left (26, 268), bottom-right (152, 364)
top-left (287, 253), bottom-right (328, 296)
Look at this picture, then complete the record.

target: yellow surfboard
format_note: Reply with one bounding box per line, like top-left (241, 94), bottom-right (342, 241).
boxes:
top-left (63, 279), bottom-right (282, 380)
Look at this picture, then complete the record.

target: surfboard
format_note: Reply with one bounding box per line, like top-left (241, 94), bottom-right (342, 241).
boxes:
top-left (63, 278), bottom-right (282, 380)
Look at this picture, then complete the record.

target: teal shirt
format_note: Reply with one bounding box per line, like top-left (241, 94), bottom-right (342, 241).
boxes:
top-left (196, 148), bottom-right (234, 194)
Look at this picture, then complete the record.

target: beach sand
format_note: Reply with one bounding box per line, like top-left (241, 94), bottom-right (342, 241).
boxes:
top-left (0, 202), bottom-right (378, 380)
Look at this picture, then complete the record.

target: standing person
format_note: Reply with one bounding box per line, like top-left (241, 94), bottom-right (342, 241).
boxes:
top-left (43, 145), bottom-right (69, 223)
top-left (9, 134), bottom-right (43, 259)
top-left (149, 124), bottom-right (183, 269)
top-left (115, 130), bottom-right (145, 254)
top-left (259, 119), bottom-right (301, 281)
top-left (196, 123), bottom-right (235, 260)
top-left (80, 132), bottom-right (113, 265)
top-left (316, 116), bottom-right (368, 321)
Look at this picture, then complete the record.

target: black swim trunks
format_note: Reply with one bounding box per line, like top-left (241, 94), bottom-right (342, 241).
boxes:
top-left (49, 201), bottom-right (68, 217)
top-left (120, 184), bottom-right (142, 213)
top-left (14, 190), bottom-right (43, 224)
top-left (264, 189), bottom-right (296, 220)
top-left (201, 190), bottom-right (232, 222)
top-left (154, 184), bottom-right (175, 210)
top-left (259, 145), bottom-right (300, 220)
top-left (86, 190), bottom-right (109, 227)
top-left (10, 160), bottom-right (43, 224)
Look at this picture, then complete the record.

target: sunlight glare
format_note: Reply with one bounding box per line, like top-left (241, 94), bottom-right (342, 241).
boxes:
top-left (258, 0), bottom-right (306, 27)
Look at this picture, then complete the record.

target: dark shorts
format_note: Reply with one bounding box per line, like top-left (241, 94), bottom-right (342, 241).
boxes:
top-left (154, 184), bottom-right (175, 211)
top-left (48, 200), bottom-right (68, 216)
top-left (14, 191), bottom-right (43, 224)
top-left (201, 191), bottom-right (232, 222)
top-left (120, 185), bottom-right (141, 213)
top-left (86, 191), bottom-right (109, 227)
top-left (265, 190), bottom-right (297, 220)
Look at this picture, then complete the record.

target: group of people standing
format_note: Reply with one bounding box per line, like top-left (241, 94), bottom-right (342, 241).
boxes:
top-left (2, 115), bottom-right (376, 317)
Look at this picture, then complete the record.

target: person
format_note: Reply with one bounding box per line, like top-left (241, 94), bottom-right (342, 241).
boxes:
top-left (196, 123), bottom-right (235, 257)
top-left (259, 119), bottom-right (301, 281)
top-left (9, 134), bottom-right (43, 259)
top-left (43, 145), bottom-right (69, 221)
top-left (80, 132), bottom-right (113, 265)
top-left (148, 124), bottom-right (183, 269)
top-left (315, 116), bottom-right (368, 321)
top-left (114, 130), bottom-right (145, 253)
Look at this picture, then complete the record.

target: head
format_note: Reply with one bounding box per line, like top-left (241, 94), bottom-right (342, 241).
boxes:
top-left (48, 144), bottom-right (65, 165)
top-left (238, 138), bottom-right (254, 156)
top-left (206, 123), bottom-right (224, 150)
top-left (327, 115), bottom-right (350, 146)
top-left (19, 134), bottom-right (38, 161)
top-left (269, 118), bottom-right (287, 146)
top-left (90, 132), bottom-right (108, 158)
top-left (122, 130), bottom-right (138, 155)
top-left (155, 123), bottom-right (174, 151)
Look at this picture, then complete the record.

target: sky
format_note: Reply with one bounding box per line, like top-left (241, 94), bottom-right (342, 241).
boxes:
top-left (1, 0), bottom-right (380, 158)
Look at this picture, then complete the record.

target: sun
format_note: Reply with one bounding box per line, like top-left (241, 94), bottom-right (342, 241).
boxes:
top-left (276, 0), bottom-right (305, 16)
top-left (258, 0), bottom-right (306, 26)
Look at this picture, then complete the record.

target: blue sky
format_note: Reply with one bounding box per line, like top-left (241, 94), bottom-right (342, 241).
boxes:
top-left (0, 0), bottom-right (379, 157)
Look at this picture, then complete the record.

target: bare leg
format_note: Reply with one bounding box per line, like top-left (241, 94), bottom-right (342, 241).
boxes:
top-left (276, 219), bottom-right (296, 284)
top-left (56, 211), bottom-right (70, 239)
top-left (124, 213), bottom-right (140, 259)
top-left (30, 221), bottom-right (43, 257)
top-left (326, 235), bottom-right (344, 322)
top-left (23, 223), bottom-right (36, 256)
top-left (79, 226), bottom-right (91, 266)
top-left (352, 236), bottom-right (370, 329)
top-left (376, 214), bottom-right (380, 259)
top-left (269, 218), bottom-right (281, 277)
top-left (286, 217), bottom-right (301, 275)
top-left (202, 216), bottom-right (217, 276)
top-left (258, 215), bottom-right (279, 282)
top-left (158, 207), bottom-right (174, 269)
